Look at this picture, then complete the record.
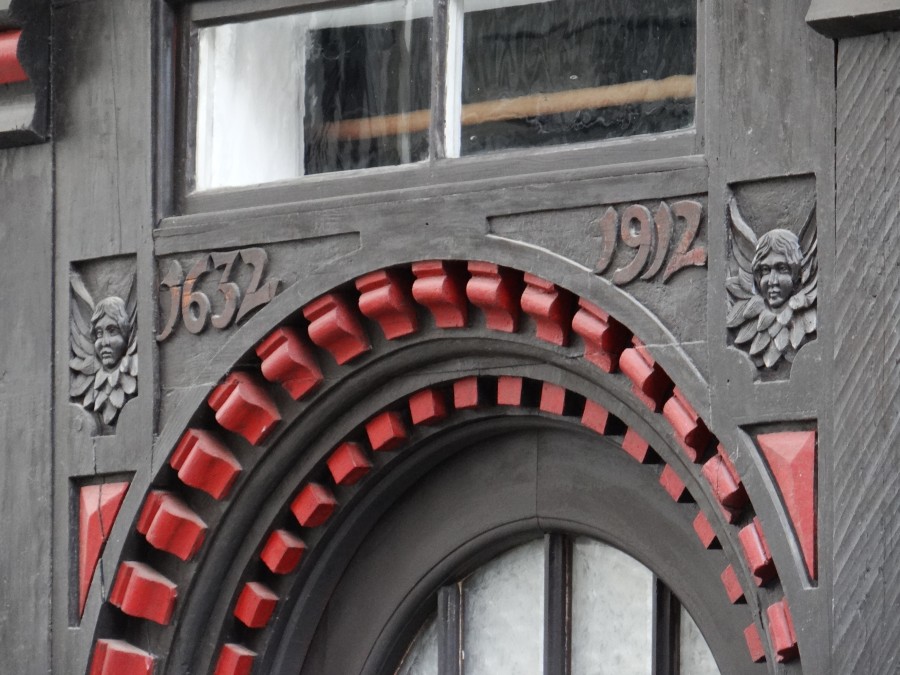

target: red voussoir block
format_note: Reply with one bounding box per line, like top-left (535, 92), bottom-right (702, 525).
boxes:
top-left (571, 298), bottom-right (630, 372)
top-left (581, 399), bottom-right (611, 434)
top-left (256, 327), bottom-right (323, 400)
top-left (233, 582), bottom-right (278, 629)
top-left (0, 31), bottom-right (28, 86)
top-left (90, 639), bottom-right (155, 675)
top-left (260, 529), bottom-right (307, 575)
top-left (744, 624), bottom-right (767, 663)
top-left (137, 490), bottom-right (207, 561)
top-left (171, 429), bottom-right (242, 500)
top-left (208, 372), bottom-right (281, 446)
top-left (409, 388), bottom-right (448, 425)
top-left (214, 644), bottom-right (256, 675)
top-left (702, 451), bottom-right (748, 511)
top-left (109, 561), bottom-right (178, 625)
top-left (622, 428), bottom-right (654, 463)
top-left (366, 411), bottom-right (408, 451)
top-left (539, 382), bottom-right (566, 415)
top-left (497, 376), bottom-right (523, 406)
top-left (453, 377), bottom-right (480, 409)
top-left (520, 274), bottom-right (574, 346)
top-left (79, 482), bottom-right (129, 617)
top-left (721, 565), bottom-right (745, 604)
top-left (466, 262), bottom-right (522, 332)
top-left (411, 260), bottom-right (469, 328)
top-left (303, 292), bottom-right (371, 365)
top-left (291, 483), bottom-right (337, 528)
top-left (618, 339), bottom-right (673, 412)
top-left (660, 465), bottom-right (689, 502)
top-left (738, 517), bottom-right (776, 586)
top-left (327, 441), bottom-right (372, 485)
top-left (766, 600), bottom-right (799, 662)
top-left (662, 388), bottom-right (711, 462)
top-left (356, 269), bottom-right (419, 339)
top-left (692, 511), bottom-right (718, 549)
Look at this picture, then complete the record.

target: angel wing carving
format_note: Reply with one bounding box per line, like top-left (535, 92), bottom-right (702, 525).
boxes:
top-left (725, 198), bottom-right (817, 369)
top-left (69, 273), bottom-right (138, 429)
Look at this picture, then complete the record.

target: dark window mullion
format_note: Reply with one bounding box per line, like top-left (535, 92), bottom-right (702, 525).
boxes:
top-left (438, 584), bottom-right (462, 675)
top-left (652, 576), bottom-right (681, 675)
top-left (544, 533), bottom-right (572, 675)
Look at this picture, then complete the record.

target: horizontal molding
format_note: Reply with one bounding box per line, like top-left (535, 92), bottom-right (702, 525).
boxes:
top-left (807, 0), bottom-right (900, 38)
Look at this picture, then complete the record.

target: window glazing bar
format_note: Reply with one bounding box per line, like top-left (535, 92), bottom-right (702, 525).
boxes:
top-left (544, 533), bottom-right (572, 675)
top-left (652, 577), bottom-right (681, 675)
top-left (437, 584), bottom-right (462, 675)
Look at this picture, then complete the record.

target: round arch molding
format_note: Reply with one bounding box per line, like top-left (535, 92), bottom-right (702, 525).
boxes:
top-left (86, 259), bottom-right (805, 675)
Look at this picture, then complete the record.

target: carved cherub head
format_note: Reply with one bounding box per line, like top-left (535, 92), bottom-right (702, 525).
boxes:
top-left (751, 229), bottom-right (803, 310)
top-left (91, 296), bottom-right (130, 369)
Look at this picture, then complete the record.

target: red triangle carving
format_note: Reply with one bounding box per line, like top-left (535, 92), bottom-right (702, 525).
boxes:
top-left (756, 431), bottom-right (816, 579)
top-left (79, 482), bottom-right (130, 617)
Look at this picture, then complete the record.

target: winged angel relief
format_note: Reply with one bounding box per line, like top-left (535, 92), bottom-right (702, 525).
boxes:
top-left (69, 275), bottom-right (138, 429)
top-left (726, 199), bottom-right (817, 369)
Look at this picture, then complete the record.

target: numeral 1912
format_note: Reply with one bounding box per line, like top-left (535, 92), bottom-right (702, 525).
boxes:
top-left (157, 247), bottom-right (279, 342)
top-left (595, 199), bottom-right (707, 285)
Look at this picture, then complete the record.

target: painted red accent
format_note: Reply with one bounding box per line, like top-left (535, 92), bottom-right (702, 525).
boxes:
top-left (109, 561), bottom-right (178, 625)
top-left (520, 274), bottom-right (573, 345)
top-left (497, 376), bottom-right (523, 406)
top-left (744, 624), bottom-right (767, 663)
top-left (692, 512), bottom-right (718, 549)
top-left (366, 411), bottom-right (408, 451)
top-left (411, 260), bottom-right (469, 328)
top-left (137, 491), bottom-right (207, 561)
top-left (90, 639), bottom-right (155, 675)
top-left (465, 262), bottom-right (521, 332)
top-left (570, 299), bottom-right (630, 372)
top-left (233, 581), bottom-right (278, 628)
top-left (581, 399), bottom-right (611, 434)
top-left (214, 644), bottom-right (256, 675)
top-left (327, 441), bottom-right (372, 485)
top-left (622, 428), bottom-right (653, 463)
top-left (170, 429), bottom-right (241, 500)
top-left (260, 529), bottom-right (307, 575)
top-left (453, 377), bottom-right (480, 409)
top-left (659, 465), bottom-right (689, 502)
top-left (757, 430), bottom-right (817, 579)
top-left (408, 388), bottom-right (448, 425)
top-left (356, 269), bottom-right (419, 339)
top-left (721, 565), bottom-right (745, 604)
top-left (662, 388), bottom-right (711, 462)
top-left (256, 327), bottom-right (323, 400)
top-left (0, 32), bottom-right (27, 85)
top-left (79, 482), bottom-right (129, 617)
top-left (539, 382), bottom-right (566, 415)
top-left (303, 293), bottom-right (371, 365)
top-left (766, 600), bottom-right (799, 662)
top-left (618, 339), bottom-right (673, 412)
top-left (738, 517), bottom-right (776, 586)
top-left (291, 483), bottom-right (337, 528)
top-left (701, 448), bottom-right (748, 511)
top-left (208, 372), bottom-right (281, 446)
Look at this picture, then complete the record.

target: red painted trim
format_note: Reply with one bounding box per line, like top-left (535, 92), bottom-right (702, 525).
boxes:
top-left (214, 644), bottom-right (256, 675)
top-left (90, 639), bottom-right (155, 675)
top-left (79, 482), bottom-right (129, 617)
top-left (743, 624), bottom-right (767, 663)
top-left (0, 31), bottom-right (27, 85)
top-left (109, 561), bottom-right (178, 625)
top-left (233, 582), bottom-right (278, 628)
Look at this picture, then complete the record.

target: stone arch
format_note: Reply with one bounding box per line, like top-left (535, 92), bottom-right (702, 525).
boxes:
top-left (87, 257), bottom-right (802, 674)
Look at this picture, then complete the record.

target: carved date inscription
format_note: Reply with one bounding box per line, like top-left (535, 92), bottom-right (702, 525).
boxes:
top-left (594, 200), bottom-right (706, 285)
top-left (157, 248), bottom-right (280, 342)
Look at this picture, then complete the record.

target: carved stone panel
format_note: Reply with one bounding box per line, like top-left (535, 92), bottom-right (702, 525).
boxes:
top-left (725, 176), bottom-right (817, 380)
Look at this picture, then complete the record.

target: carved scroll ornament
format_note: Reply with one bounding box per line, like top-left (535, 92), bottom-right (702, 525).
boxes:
top-left (69, 274), bottom-right (137, 429)
top-left (726, 199), bottom-right (817, 369)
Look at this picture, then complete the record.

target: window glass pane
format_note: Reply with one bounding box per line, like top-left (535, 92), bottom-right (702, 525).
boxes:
top-left (459, 0), bottom-right (696, 155)
top-left (461, 538), bottom-right (544, 674)
top-left (196, 0), bottom-right (432, 190)
top-left (679, 607), bottom-right (721, 675)
top-left (396, 613), bottom-right (439, 675)
top-left (571, 538), bottom-right (653, 675)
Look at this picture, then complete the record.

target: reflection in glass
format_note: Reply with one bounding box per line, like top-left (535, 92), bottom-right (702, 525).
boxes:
top-left (462, 539), bottom-right (544, 674)
top-left (196, 0), bottom-right (432, 190)
top-left (460, 0), bottom-right (696, 155)
top-left (679, 607), bottom-right (722, 675)
top-left (571, 538), bottom-right (654, 675)
top-left (396, 614), bottom-right (439, 675)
